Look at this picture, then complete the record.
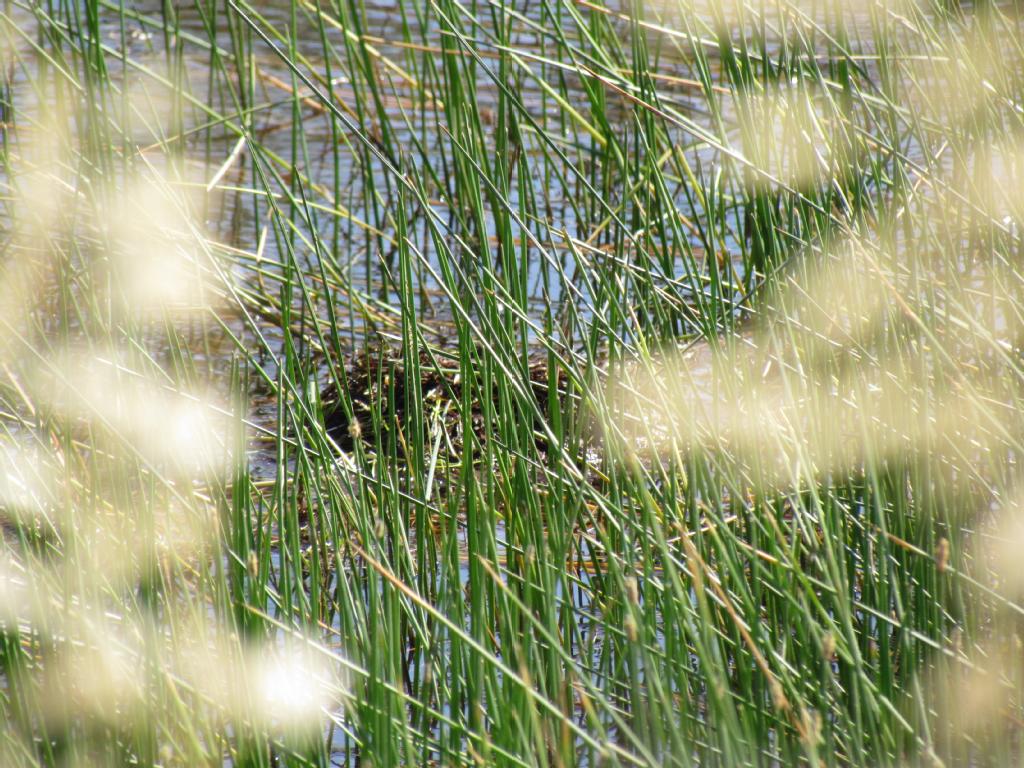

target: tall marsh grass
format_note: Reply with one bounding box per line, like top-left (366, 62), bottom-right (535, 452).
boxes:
top-left (0, 0), bottom-right (1023, 765)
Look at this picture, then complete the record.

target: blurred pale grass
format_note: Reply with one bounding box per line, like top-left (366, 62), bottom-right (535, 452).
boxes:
top-left (955, 500), bottom-right (1024, 749)
top-left (8, 113), bottom-right (76, 240)
top-left (32, 347), bottom-right (233, 473)
top-left (37, 619), bottom-right (146, 727)
top-left (103, 168), bottom-right (219, 317)
top-left (734, 85), bottom-right (858, 193)
top-left (179, 631), bottom-right (348, 731)
top-left (961, 137), bottom-right (1024, 229)
top-left (0, 602), bottom-right (346, 749)
top-left (904, 22), bottom-right (1024, 129)
top-left (610, 234), bottom-right (1020, 484)
top-left (0, 487), bottom-right (215, 603)
top-left (665, 0), bottom-right (918, 34)
top-left (0, 441), bottom-right (60, 527)
top-left (0, 84), bottom-right (344, 758)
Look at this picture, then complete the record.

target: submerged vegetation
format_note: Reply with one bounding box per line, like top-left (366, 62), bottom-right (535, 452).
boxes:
top-left (1, 0), bottom-right (1023, 764)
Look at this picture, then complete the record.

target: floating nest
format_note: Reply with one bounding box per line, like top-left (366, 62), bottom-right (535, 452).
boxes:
top-left (320, 343), bottom-right (572, 455)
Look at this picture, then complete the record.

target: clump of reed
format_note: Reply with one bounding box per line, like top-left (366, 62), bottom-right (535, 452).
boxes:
top-left (0, 0), bottom-right (1022, 765)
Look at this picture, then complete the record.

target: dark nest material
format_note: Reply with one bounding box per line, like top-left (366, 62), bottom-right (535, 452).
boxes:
top-left (320, 343), bottom-right (573, 455)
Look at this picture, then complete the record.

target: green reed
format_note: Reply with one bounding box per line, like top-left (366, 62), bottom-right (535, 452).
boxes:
top-left (0, 0), bottom-right (1022, 765)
